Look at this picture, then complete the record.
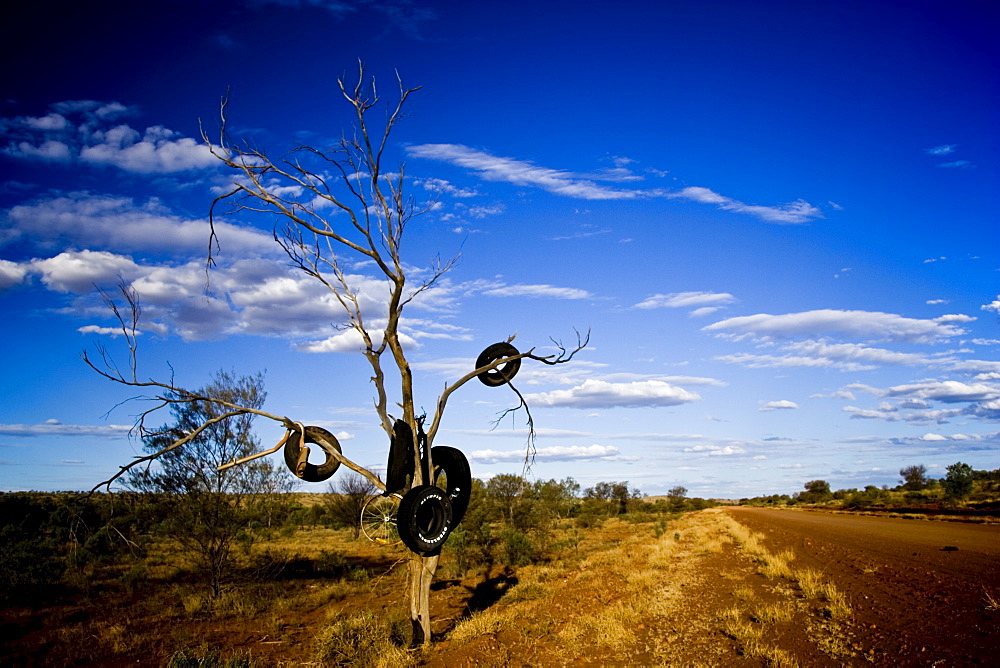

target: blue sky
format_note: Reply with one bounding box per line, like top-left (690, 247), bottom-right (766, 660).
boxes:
top-left (1, 0), bottom-right (997, 497)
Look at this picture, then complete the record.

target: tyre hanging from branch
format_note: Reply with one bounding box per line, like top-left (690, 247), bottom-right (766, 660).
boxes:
top-left (396, 485), bottom-right (454, 556)
top-left (476, 342), bottom-right (522, 387)
top-left (282, 425), bottom-right (342, 482)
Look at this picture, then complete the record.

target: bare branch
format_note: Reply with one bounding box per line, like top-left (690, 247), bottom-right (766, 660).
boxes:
top-left (91, 409), bottom-right (246, 492)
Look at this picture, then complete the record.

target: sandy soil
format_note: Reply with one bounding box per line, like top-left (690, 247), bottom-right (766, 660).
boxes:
top-left (728, 507), bottom-right (1000, 666)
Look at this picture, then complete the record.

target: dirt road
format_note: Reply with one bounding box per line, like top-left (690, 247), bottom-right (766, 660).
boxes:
top-left (728, 508), bottom-right (1000, 665)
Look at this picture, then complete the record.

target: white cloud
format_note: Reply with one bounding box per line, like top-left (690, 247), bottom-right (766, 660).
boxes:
top-left (31, 250), bottom-right (141, 293)
top-left (634, 291), bottom-right (735, 310)
top-left (935, 314), bottom-right (976, 323)
top-left (759, 400), bottom-right (798, 411)
top-left (683, 443), bottom-right (746, 456)
top-left (407, 143), bottom-right (822, 223)
top-left (80, 125), bottom-right (216, 173)
top-left (296, 327), bottom-right (420, 353)
top-left (406, 143), bottom-right (649, 200)
top-left (0, 422), bottom-right (130, 437)
top-left (668, 187), bottom-right (821, 224)
top-left (0, 259), bottom-right (28, 289)
top-left (415, 177), bottom-right (479, 198)
top-left (1, 102), bottom-right (219, 173)
top-left (704, 309), bottom-right (966, 343)
top-left (481, 283), bottom-right (593, 299)
top-left (78, 324), bottom-right (142, 337)
top-left (843, 406), bottom-right (898, 421)
top-left (3, 192), bottom-right (275, 256)
top-left (469, 444), bottom-right (625, 464)
top-left (884, 380), bottom-right (999, 404)
top-left (982, 296), bottom-right (1000, 314)
top-left (925, 144), bottom-right (956, 155)
top-left (525, 379), bottom-right (701, 409)
top-left (919, 433), bottom-right (948, 441)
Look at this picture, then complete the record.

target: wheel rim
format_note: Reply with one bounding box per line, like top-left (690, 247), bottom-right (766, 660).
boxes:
top-left (360, 494), bottom-right (402, 545)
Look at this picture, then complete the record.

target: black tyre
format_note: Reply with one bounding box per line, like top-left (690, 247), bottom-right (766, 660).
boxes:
top-left (283, 425), bottom-right (342, 483)
top-left (385, 419), bottom-right (415, 494)
top-left (396, 485), bottom-right (453, 556)
top-left (476, 342), bottom-right (521, 387)
top-left (432, 446), bottom-right (472, 526)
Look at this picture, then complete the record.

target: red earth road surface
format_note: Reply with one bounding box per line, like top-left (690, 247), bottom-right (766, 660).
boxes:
top-left (727, 508), bottom-right (1000, 665)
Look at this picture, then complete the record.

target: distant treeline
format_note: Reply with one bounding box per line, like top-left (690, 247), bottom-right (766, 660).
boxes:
top-left (738, 463), bottom-right (1000, 510)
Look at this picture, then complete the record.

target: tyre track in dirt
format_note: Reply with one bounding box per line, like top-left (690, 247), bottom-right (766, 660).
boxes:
top-left (726, 508), bottom-right (1000, 666)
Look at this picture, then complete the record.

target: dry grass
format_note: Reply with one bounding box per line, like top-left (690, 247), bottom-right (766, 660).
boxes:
top-left (750, 600), bottom-right (795, 624)
top-left (795, 568), bottom-right (851, 617)
top-left (560, 604), bottom-right (638, 648)
top-left (313, 612), bottom-right (411, 668)
top-left (983, 586), bottom-right (1000, 611)
top-left (759, 549), bottom-right (796, 580)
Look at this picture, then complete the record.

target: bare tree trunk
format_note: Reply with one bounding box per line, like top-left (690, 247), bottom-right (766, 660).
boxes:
top-left (409, 554), bottom-right (439, 645)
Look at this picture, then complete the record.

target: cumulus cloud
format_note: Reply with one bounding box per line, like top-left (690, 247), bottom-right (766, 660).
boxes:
top-left (407, 144), bottom-right (822, 223)
top-left (840, 380), bottom-right (1000, 425)
top-left (525, 379), bottom-right (701, 409)
top-left (1, 101), bottom-right (219, 173)
top-left (469, 444), bottom-right (625, 464)
top-left (31, 250), bottom-right (141, 293)
top-left (884, 380), bottom-right (999, 404)
top-left (759, 400), bottom-right (798, 411)
top-left (8, 247), bottom-right (467, 342)
top-left (296, 327), bottom-right (420, 353)
top-left (3, 192), bottom-right (275, 256)
top-left (0, 259), bottom-right (28, 288)
top-left (704, 309), bottom-right (966, 343)
top-left (79, 125), bottom-right (216, 173)
top-left (982, 296), bottom-right (1000, 314)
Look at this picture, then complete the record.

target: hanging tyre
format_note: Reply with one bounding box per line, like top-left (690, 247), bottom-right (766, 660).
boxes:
top-left (283, 425), bottom-right (342, 483)
top-left (396, 485), bottom-right (453, 556)
top-left (385, 419), bottom-right (415, 494)
top-left (432, 446), bottom-right (471, 526)
top-left (476, 342), bottom-right (521, 387)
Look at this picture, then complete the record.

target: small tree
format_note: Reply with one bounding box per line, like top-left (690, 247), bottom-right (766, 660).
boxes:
top-left (942, 462), bottom-right (975, 500)
top-left (325, 473), bottom-right (377, 538)
top-left (800, 479), bottom-right (832, 503)
top-left (667, 485), bottom-right (688, 511)
top-left (86, 63), bottom-right (586, 644)
top-left (899, 464), bottom-right (928, 491)
top-left (127, 370), bottom-right (288, 597)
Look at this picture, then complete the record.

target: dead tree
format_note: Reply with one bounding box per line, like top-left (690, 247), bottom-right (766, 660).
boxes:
top-left (85, 62), bottom-right (587, 645)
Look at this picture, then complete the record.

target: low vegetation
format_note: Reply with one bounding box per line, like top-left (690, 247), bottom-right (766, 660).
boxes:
top-left (739, 462), bottom-right (1000, 514)
top-left (0, 478), bottom-right (718, 664)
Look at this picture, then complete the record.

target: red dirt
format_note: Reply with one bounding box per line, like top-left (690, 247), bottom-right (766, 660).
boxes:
top-left (728, 508), bottom-right (1000, 665)
top-left (3, 509), bottom-right (998, 665)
